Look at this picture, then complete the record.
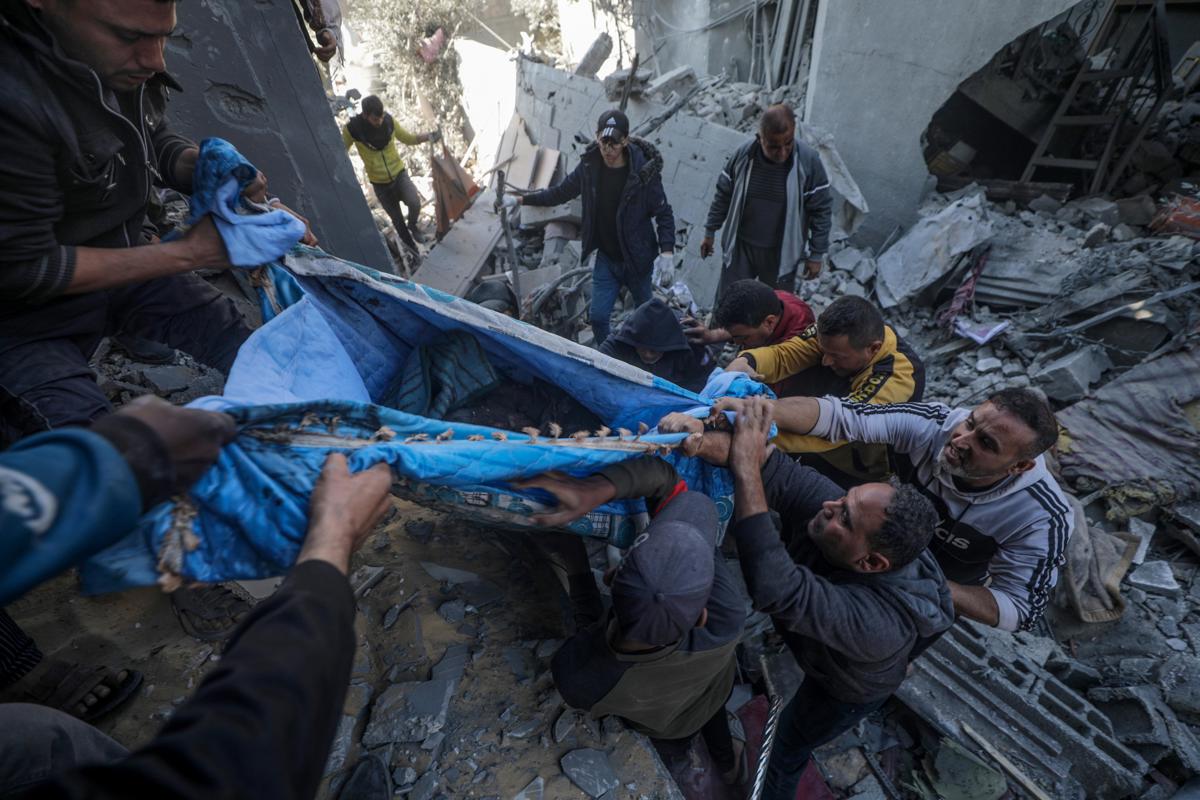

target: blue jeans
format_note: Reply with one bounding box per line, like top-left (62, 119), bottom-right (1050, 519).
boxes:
top-left (762, 678), bottom-right (886, 800)
top-left (590, 251), bottom-right (653, 346)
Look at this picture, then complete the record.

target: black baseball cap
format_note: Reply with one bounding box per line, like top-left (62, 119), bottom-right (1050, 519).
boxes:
top-left (610, 492), bottom-right (719, 646)
top-left (597, 109), bottom-right (630, 141)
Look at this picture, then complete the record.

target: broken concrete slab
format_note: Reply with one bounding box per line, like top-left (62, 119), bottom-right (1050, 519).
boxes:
top-left (897, 619), bottom-right (1146, 799)
top-left (513, 775), bottom-right (545, 800)
top-left (1033, 345), bottom-right (1111, 404)
top-left (1128, 561), bottom-right (1182, 598)
top-left (1072, 197), bottom-right (1120, 227)
top-left (875, 192), bottom-right (993, 308)
top-left (1128, 518), bottom-right (1156, 565)
top-left (1088, 685), bottom-right (1200, 772)
top-left (140, 365), bottom-right (191, 394)
top-left (361, 677), bottom-right (455, 746)
top-left (646, 65), bottom-right (698, 100)
top-left (561, 748), bottom-right (621, 798)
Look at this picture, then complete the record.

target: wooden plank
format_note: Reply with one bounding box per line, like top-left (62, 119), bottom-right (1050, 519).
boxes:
top-left (1030, 156), bottom-right (1100, 169)
top-left (412, 188), bottom-right (502, 297)
top-left (960, 723), bottom-right (1052, 800)
top-left (493, 114), bottom-right (538, 191)
top-left (935, 176), bottom-right (1073, 203)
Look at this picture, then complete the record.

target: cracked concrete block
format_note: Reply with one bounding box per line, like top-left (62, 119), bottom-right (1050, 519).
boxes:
top-left (361, 678), bottom-right (455, 746)
top-left (646, 66), bottom-right (697, 99)
top-left (1033, 345), bottom-right (1111, 403)
top-left (1083, 222), bottom-right (1111, 248)
top-left (1073, 197), bottom-right (1120, 227)
top-left (898, 620), bottom-right (1146, 799)
top-left (1128, 561), bottom-right (1182, 598)
top-left (1088, 685), bottom-right (1200, 772)
top-left (561, 748), bottom-right (620, 797)
top-left (1028, 194), bottom-right (1062, 215)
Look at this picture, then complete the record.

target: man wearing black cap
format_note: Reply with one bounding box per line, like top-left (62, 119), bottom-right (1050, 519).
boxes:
top-left (507, 110), bottom-right (676, 346)
top-left (660, 399), bottom-right (953, 799)
top-left (518, 456), bottom-right (748, 784)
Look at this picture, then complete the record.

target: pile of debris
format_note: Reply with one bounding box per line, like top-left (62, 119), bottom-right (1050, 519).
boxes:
top-left (603, 65), bottom-right (807, 132)
top-left (809, 184), bottom-right (1200, 411)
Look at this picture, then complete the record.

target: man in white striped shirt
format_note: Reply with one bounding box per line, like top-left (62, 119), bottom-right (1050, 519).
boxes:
top-left (707, 387), bottom-right (1072, 632)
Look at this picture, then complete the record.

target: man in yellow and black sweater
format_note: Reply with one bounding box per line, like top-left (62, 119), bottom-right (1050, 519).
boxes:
top-left (727, 295), bottom-right (925, 488)
top-left (342, 95), bottom-right (440, 252)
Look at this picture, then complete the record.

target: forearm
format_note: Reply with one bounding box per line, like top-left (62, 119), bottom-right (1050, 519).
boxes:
top-left (598, 456), bottom-right (682, 510)
top-left (731, 463), bottom-right (768, 522)
top-left (46, 561), bottom-right (356, 800)
top-left (66, 238), bottom-right (218, 294)
top-left (948, 581), bottom-right (1000, 627)
top-left (770, 396), bottom-right (821, 435)
top-left (170, 146), bottom-right (199, 194)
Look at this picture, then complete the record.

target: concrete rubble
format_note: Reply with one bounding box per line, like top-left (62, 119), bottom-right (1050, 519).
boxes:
top-left (39, 4), bottom-right (1200, 800)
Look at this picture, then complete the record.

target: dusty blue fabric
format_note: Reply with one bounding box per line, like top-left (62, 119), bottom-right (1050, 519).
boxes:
top-left (79, 249), bottom-right (776, 593)
top-left (187, 137), bottom-right (306, 267)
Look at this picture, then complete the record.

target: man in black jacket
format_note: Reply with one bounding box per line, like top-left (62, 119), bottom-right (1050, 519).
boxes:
top-left (701, 104), bottom-right (832, 297)
top-left (0, 0), bottom-right (311, 719)
top-left (508, 110), bottom-right (675, 345)
top-left (0, 0), bottom-right (312, 439)
top-left (0, 452), bottom-right (393, 800)
top-left (662, 399), bottom-right (953, 799)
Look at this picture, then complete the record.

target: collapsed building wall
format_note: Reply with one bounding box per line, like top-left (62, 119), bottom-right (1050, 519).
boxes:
top-left (803, 0), bottom-right (1081, 247)
top-left (167, 0), bottom-right (391, 269)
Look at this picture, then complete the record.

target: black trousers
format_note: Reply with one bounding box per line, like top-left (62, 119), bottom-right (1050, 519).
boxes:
top-left (0, 272), bottom-right (252, 439)
top-left (0, 273), bottom-right (252, 677)
top-left (371, 171), bottom-right (421, 250)
top-left (653, 700), bottom-right (737, 773)
top-left (717, 239), bottom-right (789, 300)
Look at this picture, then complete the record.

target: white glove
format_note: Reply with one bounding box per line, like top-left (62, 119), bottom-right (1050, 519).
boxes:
top-left (500, 194), bottom-right (520, 209)
top-left (653, 252), bottom-right (674, 276)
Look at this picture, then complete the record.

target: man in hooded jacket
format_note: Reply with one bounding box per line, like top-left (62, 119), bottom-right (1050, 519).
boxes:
top-left (662, 398), bottom-right (954, 799)
top-left (510, 110), bottom-right (675, 346)
top-left (599, 299), bottom-right (713, 393)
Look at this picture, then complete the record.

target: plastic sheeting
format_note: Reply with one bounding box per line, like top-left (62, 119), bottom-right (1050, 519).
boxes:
top-left (82, 248), bottom-right (768, 593)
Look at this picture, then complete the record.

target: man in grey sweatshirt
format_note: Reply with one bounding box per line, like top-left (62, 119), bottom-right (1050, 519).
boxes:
top-left (662, 398), bottom-right (954, 799)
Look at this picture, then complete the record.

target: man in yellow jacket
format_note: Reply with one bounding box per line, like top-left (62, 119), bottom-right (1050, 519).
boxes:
top-left (342, 95), bottom-right (440, 252)
top-left (726, 295), bottom-right (925, 487)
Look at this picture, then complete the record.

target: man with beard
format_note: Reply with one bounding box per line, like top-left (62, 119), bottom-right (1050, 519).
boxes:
top-left (726, 295), bottom-right (925, 488)
top-left (702, 388), bottom-right (1072, 632)
top-left (659, 397), bottom-right (953, 799)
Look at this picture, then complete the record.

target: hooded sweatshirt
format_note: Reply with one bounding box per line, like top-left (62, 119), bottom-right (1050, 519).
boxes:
top-left (732, 450), bottom-right (954, 704)
top-left (811, 398), bottom-right (1074, 632)
top-left (599, 299), bottom-right (713, 393)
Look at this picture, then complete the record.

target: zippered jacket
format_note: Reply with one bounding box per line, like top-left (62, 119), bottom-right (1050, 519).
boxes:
top-left (704, 138), bottom-right (832, 274)
top-left (522, 138), bottom-right (675, 281)
top-left (0, 1), bottom-right (196, 307)
top-left (341, 112), bottom-right (423, 185)
top-left (811, 398), bottom-right (1074, 632)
